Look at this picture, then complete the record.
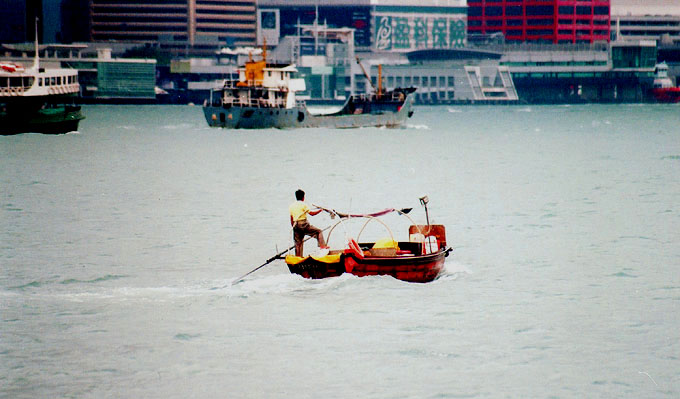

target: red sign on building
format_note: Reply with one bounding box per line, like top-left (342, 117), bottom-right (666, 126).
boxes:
top-left (467, 1), bottom-right (610, 44)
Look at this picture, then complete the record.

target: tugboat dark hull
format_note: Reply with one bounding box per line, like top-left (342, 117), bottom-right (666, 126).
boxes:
top-left (203, 89), bottom-right (416, 129)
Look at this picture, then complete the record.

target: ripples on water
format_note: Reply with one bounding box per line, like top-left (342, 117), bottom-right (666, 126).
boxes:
top-left (1, 104), bottom-right (679, 398)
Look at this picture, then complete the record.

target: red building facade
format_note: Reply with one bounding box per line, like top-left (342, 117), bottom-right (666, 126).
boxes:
top-left (467, 1), bottom-right (610, 44)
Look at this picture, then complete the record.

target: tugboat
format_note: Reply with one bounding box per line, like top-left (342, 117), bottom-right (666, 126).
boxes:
top-left (0, 22), bottom-right (84, 135)
top-left (651, 62), bottom-right (680, 103)
top-left (203, 46), bottom-right (416, 129)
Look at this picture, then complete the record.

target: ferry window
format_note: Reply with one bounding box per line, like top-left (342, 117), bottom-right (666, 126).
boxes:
top-left (10, 77), bottom-right (20, 87)
top-left (50, 77), bottom-right (56, 85)
top-left (1, 77), bottom-right (7, 87)
top-left (39, 78), bottom-right (43, 86)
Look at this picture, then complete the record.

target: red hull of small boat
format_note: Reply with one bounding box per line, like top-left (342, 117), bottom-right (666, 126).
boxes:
top-left (286, 248), bottom-right (450, 283)
top-left (652, 88), bottom-right (680, 103)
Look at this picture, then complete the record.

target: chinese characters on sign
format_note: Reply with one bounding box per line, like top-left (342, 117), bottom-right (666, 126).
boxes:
top-left (375, 16), bottom-right (466, 51)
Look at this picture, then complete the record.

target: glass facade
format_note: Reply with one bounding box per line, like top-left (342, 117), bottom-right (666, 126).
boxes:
top-left (467, 0), bottom-right (610, 44)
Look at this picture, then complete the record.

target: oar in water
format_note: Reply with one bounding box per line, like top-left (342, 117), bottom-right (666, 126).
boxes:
top-left (228, 225), bottom-right (331, 286)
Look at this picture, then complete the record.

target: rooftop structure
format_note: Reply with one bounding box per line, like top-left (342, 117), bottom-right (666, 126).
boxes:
top-left (611, 0), bottom-right (680, 17)
top-left (612, 15), bottom-right (680, 45)
top-left (468, 1), bottom-right (611, 44)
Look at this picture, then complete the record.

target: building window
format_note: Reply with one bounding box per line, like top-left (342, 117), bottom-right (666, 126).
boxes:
top-left (559, 6), bottom-right (573, 15)
top-left (526, 6), bottom-right (554, 16)
top-left (527, 19), bottom-right (553, 26)
top-left (485, 7), bottom-right (503, 17)
top-left (576, 6), bottom-right (592, 15)
top-left (594, 7), bottom-right (609, 16)
top-left (506, 6), bottom-right (522, 17)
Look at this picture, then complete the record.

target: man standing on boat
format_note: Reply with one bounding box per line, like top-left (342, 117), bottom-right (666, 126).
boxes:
top-left (289, 189), bottom-right (328, 256)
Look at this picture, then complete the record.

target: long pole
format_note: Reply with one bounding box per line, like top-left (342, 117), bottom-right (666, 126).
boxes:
top-left (229, 225), bottom-right (331, 286)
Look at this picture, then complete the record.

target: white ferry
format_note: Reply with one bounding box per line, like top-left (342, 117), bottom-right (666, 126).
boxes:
top-left (1, 29), bottom-right (84, 135)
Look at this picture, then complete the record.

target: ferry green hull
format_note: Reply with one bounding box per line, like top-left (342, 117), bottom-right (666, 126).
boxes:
top-left (0, 105), bottom-right (84, 135)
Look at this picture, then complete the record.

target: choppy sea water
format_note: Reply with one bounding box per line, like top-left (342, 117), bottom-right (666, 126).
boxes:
top-left (1, 104), bottom-right (679, 398)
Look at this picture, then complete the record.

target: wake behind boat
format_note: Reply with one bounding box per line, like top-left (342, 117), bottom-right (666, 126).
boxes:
top-left (203, 47), bottom-right (416, 129)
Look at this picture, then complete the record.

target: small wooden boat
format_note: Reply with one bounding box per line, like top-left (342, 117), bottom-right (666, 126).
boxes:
top-left (284, 201), bottom-right (452, 283)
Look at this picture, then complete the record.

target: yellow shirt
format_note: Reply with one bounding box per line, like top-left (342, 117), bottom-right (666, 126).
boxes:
top-left (289, 201), bottom-right (310, 222)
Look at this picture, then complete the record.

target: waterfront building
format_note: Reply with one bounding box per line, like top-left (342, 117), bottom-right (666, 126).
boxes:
top-left (467, 0), bottom-right (611, 44)
top-left (0, 0), bottom-right (41, 43)
top-left (0, 0), bottom-right (90, 44)
top-left (611, 15), bottom-right (680, 45)
top-left (89, 0), bottom-right (257, 54)
top-left (257, 0), bottom-right (467, 52)
top-left (497, 40), bottom-right (656, 102)
top-left (379, 49), bottom-right (518, 104)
